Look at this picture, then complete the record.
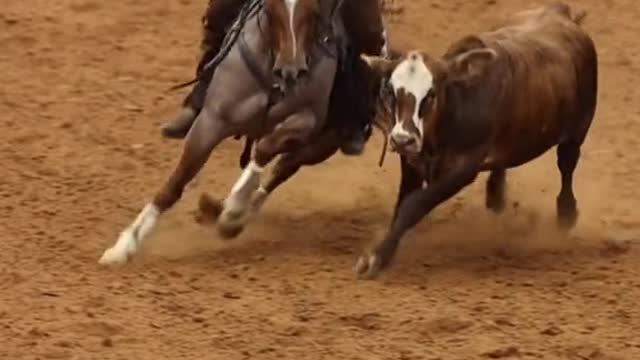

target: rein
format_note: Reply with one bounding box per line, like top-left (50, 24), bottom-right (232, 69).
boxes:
top-left (373, 77), bottom-right (394, 167)
top-left (169, 0), bottom-right (264, 91)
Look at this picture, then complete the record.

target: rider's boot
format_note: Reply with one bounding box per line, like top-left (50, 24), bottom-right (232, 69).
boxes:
top-left (161, 0), bottom-right (247, 139)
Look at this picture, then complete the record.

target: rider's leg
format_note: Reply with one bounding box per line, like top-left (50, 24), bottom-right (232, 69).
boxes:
top-left (161, 0), bottom-right (247, 139)
top-left (342, 0), bottom-right (386, 57)
top-left (337, 0), bottom-right (386, 156)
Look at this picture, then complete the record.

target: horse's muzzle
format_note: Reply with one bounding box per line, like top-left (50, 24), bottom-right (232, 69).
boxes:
top-left (273, 63), bottom-right (309, 87)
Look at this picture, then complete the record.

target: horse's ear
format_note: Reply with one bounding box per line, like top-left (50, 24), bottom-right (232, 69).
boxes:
top-left (360, 54), bottom-right (397, 78)
top-left (447, 48), bottom-right (497, 82)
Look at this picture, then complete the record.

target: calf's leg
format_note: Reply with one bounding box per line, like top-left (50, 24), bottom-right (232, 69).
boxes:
top-left (555, 142), bottom-right (580, 229)
top-left (355, 152), bottom-right (484, 279)
top-left (391, 156), bottom-right (423, 222)
top-left (485, 168), bottom-right (507, 213)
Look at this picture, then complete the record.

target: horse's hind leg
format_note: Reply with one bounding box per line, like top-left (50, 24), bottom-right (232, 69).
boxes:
top-left (485, 168), bottom-right (507, 214)
top-left (555, 141), bottom-right (580, 229)
top-left (99, 110), bottom-right (228, 265)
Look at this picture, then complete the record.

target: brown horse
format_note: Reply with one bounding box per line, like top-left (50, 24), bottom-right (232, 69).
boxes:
top-left (200, 53), bottom-right (386, 218)
top-left (355, 2), bottom-right (598, 279)
top-left (99, 0), bottom-right (351, 265)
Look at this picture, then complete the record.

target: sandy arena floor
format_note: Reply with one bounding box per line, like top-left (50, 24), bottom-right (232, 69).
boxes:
top-left (2, 0), bottom-right (640, 359)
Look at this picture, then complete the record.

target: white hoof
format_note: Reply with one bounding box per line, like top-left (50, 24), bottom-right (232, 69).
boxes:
top-left (99, 247), bottom-right (129, 265)
top-left (98, 231), bottom-right (137, 265)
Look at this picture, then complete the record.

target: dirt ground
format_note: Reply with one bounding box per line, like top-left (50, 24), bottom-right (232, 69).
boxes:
top-left (2, 0), bottom-right (640, 359)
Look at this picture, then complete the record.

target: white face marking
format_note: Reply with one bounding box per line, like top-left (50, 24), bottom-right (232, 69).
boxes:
top-left (389, 51), bottom-right (434, 140)
top-left (99, 203), bottom-right (160, 265)
top-left (381, 29), bottom-right (389, 59)
top-left (284, 0), bottom-right (298, 58)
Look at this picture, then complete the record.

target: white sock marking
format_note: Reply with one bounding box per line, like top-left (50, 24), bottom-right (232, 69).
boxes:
top-left (225, 161), bottom-right (264, 213)
top-left (381, 29), bottom-right (389, 58)
top-left (99, 203), bottom-right (160, 264)
top-left (231, 161), bottom-right (264, 194)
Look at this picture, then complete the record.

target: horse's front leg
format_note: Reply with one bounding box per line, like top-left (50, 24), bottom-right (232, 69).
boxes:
top-left (99, 109), bottom-right (229, 265)
top-left (250, 127), bottom-right (341, 212)
top-left (216, 110), bottom-right (318, 238)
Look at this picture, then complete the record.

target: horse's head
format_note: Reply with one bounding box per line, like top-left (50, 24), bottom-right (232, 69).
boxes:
top-left (264, 0), bottom-right (326, 90)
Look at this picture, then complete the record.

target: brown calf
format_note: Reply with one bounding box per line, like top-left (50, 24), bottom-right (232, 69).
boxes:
top-left (356, 2), bottom-right (598, 279)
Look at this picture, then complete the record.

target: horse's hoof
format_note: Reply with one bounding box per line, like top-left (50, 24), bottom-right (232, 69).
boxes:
top-left (353, 252), bottom-right (383, 280)
top-left (217, 208), bottom-right (249, 240)
top-left (98, 246), bottom-right (130, 266)
top-left (196, 193), bottom-right (223, 224)
top-left (217, 222), bottom-right (244, 239)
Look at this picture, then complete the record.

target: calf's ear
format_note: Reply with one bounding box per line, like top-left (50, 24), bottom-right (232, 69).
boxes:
top-left (448, 48), bottom-right (498, 82)
top-left (360, 54), bottom-right (398, 79)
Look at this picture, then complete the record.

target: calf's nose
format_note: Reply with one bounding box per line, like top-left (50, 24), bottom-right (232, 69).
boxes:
top-left (390, 133), bottom-right (416, 150)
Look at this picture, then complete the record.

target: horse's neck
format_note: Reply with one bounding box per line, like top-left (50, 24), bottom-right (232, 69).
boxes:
top-left (320, 0), bottom-right (343, 20)
top-left (242, 11), bottom-right (270, 59)
top-left (235, 9), bottom-right (273, 87)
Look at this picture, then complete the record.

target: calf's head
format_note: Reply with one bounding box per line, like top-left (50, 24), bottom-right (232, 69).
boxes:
top-left (362, 46), bottom-right (498, 155)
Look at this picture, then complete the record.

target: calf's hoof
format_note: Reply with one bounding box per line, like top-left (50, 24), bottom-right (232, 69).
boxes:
top-left (556, 209), bottom-right (578, 231)
top-left (556, 197), bottom-right (578, 231)
top-left (354, 252), bottom-right (384, 280)
top-left (485, 194), bottom-right (506, 214)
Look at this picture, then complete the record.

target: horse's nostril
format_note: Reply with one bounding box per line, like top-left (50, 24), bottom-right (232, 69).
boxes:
top-left (297, 68), bottom-right (309, 78)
